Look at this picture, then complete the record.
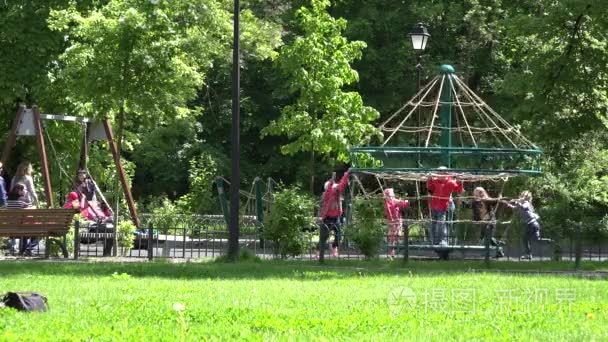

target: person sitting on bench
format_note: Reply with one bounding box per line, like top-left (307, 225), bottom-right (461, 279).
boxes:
top-left (6, 183), bottom-right (36, 256)
top-left (10, 161), bottom-right (38, 208)
top-left (0, 162), bottom-right (7, 208)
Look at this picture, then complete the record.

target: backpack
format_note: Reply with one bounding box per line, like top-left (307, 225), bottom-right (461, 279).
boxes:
top-left (1, 292), bottom-right (48, 312)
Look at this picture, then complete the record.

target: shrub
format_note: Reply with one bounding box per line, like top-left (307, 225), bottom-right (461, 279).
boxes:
top-left (263, 186), bottom-right (316, 258)
top-left (149, 198), bottom-right (182, 234)
top-left (48, 213), bottom-right (84, 257)
top-left (351, 197), bottom-right (385, 259)
top-left (117, 220), bottom-right (136, 252)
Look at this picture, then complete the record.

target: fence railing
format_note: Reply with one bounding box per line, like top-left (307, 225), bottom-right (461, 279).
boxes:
top-left (2, 216), bottom-right (607, 263)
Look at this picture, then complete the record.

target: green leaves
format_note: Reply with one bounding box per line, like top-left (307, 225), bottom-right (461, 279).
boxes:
top-left (262, 0), bottom-right (380, 162)
top-left (263, 186), bottom-right (316, 258)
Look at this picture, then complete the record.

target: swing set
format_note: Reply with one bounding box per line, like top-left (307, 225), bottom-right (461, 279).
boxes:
top-left (1, 105), bottom-right (140, 228)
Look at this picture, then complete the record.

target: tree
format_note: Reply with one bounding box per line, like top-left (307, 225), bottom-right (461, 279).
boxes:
top-left (48, 0), bottom-right (281, 142)
top-left (262, 0), bottom-right (380, 163)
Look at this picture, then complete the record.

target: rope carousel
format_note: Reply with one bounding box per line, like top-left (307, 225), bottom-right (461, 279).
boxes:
top-left (349, 64), bottom-right (543, 260)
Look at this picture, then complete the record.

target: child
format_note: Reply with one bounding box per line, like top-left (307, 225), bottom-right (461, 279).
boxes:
top-left (73, 170), bottom-right (96, 202)
top-left (504, 191), bottom-right (541, 260)
top-left (318, 170), bottom-right (350, 260)
top-left (427, 169), bottom-right (464, 246)
top-left (472, 187), bottom-right (504, 257)
top-left (383, 188), bottom-right (409, 258)
top-left (63, 191), bottom-right (81, 210)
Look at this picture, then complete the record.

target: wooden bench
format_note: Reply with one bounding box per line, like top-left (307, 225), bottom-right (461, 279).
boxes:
top-left (0, 208), bottom-right (77, 258)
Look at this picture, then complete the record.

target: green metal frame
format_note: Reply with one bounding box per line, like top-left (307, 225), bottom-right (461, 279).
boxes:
top-left (351, 146), bottom-right (543, 155)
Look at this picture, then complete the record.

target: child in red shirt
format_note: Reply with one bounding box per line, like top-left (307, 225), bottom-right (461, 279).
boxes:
top-left (318, 170), bottom-right (349, 259)
top-left (383, 188), bottom-right (409, 257)
top-left (427, 172), bottom-right (464, 247)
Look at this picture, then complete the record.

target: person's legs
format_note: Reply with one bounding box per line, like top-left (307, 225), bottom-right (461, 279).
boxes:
top-left (522, 225), bottom-right (532, 259)
top-left (388, 223), bottom-right (400, 256)
top-left (26, 237), bottom-right (39, 252)
top-left (434, 210), bottom-right (448, 245)
top-left (318, 220), bottom-right (330, 260)
top-left (330, 219), bottom-right (341, 257)
top-left (18, 237), bottom-right (27, 255)
top-left (430, 210), bottom-right (443, 245)
top-left (6, 238), bottom-right (17, 255)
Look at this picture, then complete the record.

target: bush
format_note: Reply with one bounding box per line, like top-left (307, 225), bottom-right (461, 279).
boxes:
top-left (149, 198), bottom-right (182, 234)
top-left (48, 214), bottom-right (84, 257)
top-left (263, 186), bottom-right (316, 258)
top-left (351, 198), bottom-right (385, 259)
top-left (117, 220), bottom-right (136, 252)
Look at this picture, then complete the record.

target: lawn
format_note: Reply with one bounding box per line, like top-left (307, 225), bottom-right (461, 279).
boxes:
top-left (0, 260), bottom-right (607, 341)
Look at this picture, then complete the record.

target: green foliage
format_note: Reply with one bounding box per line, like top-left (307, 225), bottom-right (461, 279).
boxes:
top-left (148, 197), bottom-right (181, 234)
top-left (263, 186), bottom-right (316, 258)
top-left (262, 0), bottom-right (380, 162)
top-left (176, 153), bottom-right (222, 214)
top-left (350, 197), bottom-right (385, 259)
top-left (116, 220), bottom-right (136, 250)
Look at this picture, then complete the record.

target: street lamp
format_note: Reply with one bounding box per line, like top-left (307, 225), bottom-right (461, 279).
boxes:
top-left (408, 23), bottom-right (430, 159)
top-left (409, 22), bottom-right (430, 51)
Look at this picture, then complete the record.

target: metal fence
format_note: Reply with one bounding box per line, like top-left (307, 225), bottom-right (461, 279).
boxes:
top-left (2, 216), bottom-right (607, 262)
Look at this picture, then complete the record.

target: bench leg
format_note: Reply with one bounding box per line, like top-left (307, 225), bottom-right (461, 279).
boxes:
top-left (44, 237), bottom-right (50, 259)
top-left (61, 236), bottom-right (69, 258)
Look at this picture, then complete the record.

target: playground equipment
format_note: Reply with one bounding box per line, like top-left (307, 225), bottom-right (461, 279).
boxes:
top-left (349, 65), bottom-right (544, 260)
top-left (1, 105), bottom-right (140, 227)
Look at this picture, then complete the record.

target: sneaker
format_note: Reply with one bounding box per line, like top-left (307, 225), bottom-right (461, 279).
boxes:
top-left (520, 254), bottom-right (532, 260)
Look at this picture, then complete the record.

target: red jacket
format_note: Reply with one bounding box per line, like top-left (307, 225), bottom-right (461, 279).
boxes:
top-left (384, 193), bottom-right (409, 224)
top-left (427, 176), bottom-right (463, 211)
top-left (320, 172), bottom-right (349, 219)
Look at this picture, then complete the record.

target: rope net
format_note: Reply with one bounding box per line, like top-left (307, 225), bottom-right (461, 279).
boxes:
top-left (350, 172), bottom-right (516, 247)
top-left (350, 66), bottom-right (543, 179)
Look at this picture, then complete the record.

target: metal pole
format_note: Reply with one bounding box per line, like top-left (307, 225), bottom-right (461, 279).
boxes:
top-left (416, 55), bottom-right (422, 166)
top-left (439, 65), bottom-right (455, 167)
top-left (229, 0), bottom-right (241, 260)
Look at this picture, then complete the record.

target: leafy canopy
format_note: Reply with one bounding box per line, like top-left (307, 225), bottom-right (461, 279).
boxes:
top-left (262, 0), bottom-right (380, 162)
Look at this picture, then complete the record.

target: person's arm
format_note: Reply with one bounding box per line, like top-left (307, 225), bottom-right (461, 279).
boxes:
top-left (0, 179), bottom-right (6, 207)
top-left (451, 179), bottom-right (464, 193)
top-left (337, 171), bottom-right (350, 193)
top-left (398, 199), bottom-right (410, 209)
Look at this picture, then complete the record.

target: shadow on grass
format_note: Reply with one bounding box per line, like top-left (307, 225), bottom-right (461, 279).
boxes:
top-left (0, 258), bottom-right (606, 280)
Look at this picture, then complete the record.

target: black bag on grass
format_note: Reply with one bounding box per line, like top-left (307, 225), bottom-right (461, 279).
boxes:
top-left (1, 292), bottom-right (48, 312)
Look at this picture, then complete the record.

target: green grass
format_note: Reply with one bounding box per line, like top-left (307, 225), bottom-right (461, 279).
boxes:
top-left (0, 260), bottom-right (607, 341)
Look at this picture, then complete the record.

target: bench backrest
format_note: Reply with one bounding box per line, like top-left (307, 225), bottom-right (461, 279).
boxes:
top-left (0, 209), bottom-right (77, 237)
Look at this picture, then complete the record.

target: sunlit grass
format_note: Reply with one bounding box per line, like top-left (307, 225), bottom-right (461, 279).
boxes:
top-left (0, 260), bottom-right (606, 341)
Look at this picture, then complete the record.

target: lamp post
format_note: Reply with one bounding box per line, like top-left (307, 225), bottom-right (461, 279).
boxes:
top-left (229, 0), bottom-right (240, 260)
top-left (408, 23), bottom-right (430, 159)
